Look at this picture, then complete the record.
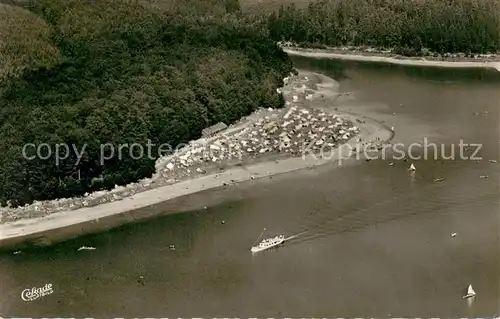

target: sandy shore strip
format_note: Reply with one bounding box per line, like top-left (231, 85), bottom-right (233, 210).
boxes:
top-left (0, 70), bottom-right (392, 251)
top-left (283, 47), bottom-right (500, 72)
top-left (0, 72), bottom-right (362, 223)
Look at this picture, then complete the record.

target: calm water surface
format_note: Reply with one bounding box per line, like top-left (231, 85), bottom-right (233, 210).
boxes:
top-left (1, 59), bottom-right (499, 317)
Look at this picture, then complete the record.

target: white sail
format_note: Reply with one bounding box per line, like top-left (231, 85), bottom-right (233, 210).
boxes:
top-left (467, 284), bottom-right (476, 296)
top-left (463, 284), bottom-right (476, 298)
top-left (409, 163), bottom-right (416, 171)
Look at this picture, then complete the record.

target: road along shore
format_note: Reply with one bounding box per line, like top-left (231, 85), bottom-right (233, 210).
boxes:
top-left (0, 70), bottom-right (393, 252)
top-left (282, 47), bottom-right (500, 72)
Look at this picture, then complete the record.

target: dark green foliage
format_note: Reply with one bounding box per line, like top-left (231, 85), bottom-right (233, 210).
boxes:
top-left (268, 0), bottom-right (500, 54)
top-left (225, 0), bottom-right (242, 14)
top-left (0, 0), bottom-right (292, 206)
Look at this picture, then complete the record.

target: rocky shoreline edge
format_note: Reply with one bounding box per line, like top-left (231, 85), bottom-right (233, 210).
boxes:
top-left (0, 70), bottom-right (393, 251)
top-left (280, 43), bottom-right (500, 72)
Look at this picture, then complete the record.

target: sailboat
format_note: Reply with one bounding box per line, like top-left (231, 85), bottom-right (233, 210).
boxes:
top-left (463, 284), bottom-right (476, 299)
top-left (251, 229), bottom-right (285, 253)
top-left (408, 163), bottom-right (416, 171)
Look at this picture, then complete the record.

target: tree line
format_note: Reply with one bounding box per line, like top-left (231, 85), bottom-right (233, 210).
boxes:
top-left (268, 0), bottom-right (500, 55)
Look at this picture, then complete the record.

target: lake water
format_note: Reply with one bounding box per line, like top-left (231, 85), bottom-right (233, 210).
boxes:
top-left (1, 58), bottom-right (498, 317)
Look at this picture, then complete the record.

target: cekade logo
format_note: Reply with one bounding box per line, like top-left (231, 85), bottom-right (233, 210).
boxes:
top-left (21, 283), bottom-right (54, 301)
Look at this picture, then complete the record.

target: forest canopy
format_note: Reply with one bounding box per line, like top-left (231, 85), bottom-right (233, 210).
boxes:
top-left (0, 0), bottom-right (293, 206)
top-left (267, 0), bottom-right (500, 55)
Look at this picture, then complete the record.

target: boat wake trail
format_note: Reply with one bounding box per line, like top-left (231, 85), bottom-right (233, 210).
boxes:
top-left (282, 179), bottom-right (497, 247)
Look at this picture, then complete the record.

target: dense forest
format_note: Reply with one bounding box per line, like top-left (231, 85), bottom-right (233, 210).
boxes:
top-left (268, 0), bottom-right (500, 55)
top-left (1, 0), bottom-right (499, 207)
top-left (0, 0), bottom-right (292, 206)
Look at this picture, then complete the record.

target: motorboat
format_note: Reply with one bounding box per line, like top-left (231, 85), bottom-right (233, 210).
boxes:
top-left (251, 234), bottom-right (285, 253)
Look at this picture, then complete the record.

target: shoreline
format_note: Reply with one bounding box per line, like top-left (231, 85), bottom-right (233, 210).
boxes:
top-left (0, 70), bottom-right (393, 252)
top-left (0, 71), bottom-right (359, 223)
top-left (282, 46), bottom-right (500, 72)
